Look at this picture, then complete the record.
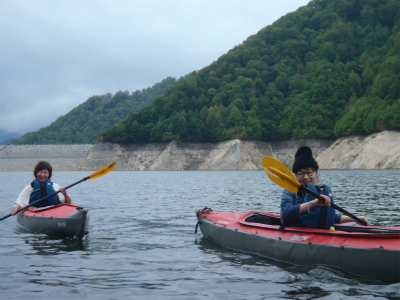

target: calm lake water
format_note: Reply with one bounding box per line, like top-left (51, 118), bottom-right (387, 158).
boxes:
top-left (0, 170), bottom-right (399, 300)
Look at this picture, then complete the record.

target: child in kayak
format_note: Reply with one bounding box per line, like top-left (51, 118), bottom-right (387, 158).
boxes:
top-left (280, 146), bottom-right (369, 229)
top-left (10, 161), bottom-right (71, 215)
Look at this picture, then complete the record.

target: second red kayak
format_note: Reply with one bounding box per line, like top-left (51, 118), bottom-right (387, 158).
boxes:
top-left (196, 208), bottom-right (400, 283)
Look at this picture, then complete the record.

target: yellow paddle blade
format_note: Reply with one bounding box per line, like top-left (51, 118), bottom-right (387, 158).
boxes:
top-left (88, 161), bottom-right (117, 179)
top-left (262, 156), bottom-right (300, 193)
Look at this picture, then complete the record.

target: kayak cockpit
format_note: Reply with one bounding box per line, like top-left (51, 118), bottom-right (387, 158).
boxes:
top-left (243, 211), bottom-right (282, 226)
top-left (242, 211), bottom-right (400, 235)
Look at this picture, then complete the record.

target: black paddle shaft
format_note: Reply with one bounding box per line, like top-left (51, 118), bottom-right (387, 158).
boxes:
top-left (300, 184), bottom-right (368, 226)
top-left (0, 176), bottom-right (89, 221)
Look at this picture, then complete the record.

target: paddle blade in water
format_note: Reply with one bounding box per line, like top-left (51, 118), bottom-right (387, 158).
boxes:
top-left (89, 161), bottom-right (117, 179)
top-left (262, 156), bottom-right (300, 193)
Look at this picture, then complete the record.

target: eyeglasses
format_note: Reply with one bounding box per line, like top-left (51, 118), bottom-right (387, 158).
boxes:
top-left (296, 170), bottom-right (315, 178)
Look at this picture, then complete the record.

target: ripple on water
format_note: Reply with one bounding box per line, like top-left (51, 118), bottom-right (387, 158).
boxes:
top-left (0, 170), bottom-right (399, 299)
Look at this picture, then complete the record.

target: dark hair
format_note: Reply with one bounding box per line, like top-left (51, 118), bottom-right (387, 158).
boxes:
top-left (33, 161), bottom-right (53, 179)
top-left (292, 146), bottom-right (319, 174)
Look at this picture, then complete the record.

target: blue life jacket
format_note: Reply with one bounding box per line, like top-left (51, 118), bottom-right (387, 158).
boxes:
top-left (29, 179), bottom-right (59, 208)
top-left (299, 184), bottom-right (336, 229)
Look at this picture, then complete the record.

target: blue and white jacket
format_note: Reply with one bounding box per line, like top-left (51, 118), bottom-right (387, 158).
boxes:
top-left (14, 181), bottom-right (67, 209)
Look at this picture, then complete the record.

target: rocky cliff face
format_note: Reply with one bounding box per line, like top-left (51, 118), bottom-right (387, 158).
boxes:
top-left (80, 138), bottom-right (334, 171)
top-left (1, 131), bottom-right (399, 172)
top-left (317, 131), bottom-right (400, 169)
top-left (82, 131), bottom-right (399, 170)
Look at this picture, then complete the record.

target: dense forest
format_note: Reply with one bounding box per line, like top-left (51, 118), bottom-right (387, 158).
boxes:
top-left (11, 77), bottom-right (176, 144)
top-left (10, 0), bottom-right (400, 145)
top-left (99, 0), bottom-right (399, 144)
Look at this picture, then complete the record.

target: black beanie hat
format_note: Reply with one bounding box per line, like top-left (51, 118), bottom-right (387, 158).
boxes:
top-left (292, 146), bottom-right (319, 173)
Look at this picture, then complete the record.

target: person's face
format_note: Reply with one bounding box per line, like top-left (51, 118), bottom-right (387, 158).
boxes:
top-left (296, 167), bottom-right (317, 185)
top-left (36, 169), bottom-right (50, 182)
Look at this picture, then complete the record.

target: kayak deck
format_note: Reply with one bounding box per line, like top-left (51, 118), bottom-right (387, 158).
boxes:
top-left (239, 211), bottom-right (400, 249)
top-left (21, 204), bottom-right (85, 218)
top-left (17, 204), bottom-right (89, 238)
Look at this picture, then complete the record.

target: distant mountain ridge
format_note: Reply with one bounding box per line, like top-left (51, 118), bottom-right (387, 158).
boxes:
top-left (10, 77), bottom-right (177, 144)
top-left (0, 130), bottom-right (22, 145)
top-left (10, 0), bottom-right (400, 145)
top-left (99, 0), bottom-right (399, 143)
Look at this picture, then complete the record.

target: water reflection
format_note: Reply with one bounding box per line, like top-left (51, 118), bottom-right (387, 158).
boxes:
top-left (1, 170), bottom-right (399, 300)
top-left (195, 236), bottom-right (380, 285)
top-left (16, 227), bottom-right (88, 255)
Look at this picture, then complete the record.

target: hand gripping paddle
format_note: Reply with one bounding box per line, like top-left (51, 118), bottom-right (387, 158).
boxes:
top-left (262, 156), bottom-right (367, 226)
top-left (1, 161), bottom-right (117, 221)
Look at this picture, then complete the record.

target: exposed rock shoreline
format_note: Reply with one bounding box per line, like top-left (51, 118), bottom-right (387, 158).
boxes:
top-left (1, 131), bottom-right (399, 172)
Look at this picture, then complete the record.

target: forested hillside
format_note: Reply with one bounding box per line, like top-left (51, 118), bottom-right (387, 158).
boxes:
top-left (10, 77), bottom-right (176, 144)
top-left (100, 0), bottom-right (400, 143)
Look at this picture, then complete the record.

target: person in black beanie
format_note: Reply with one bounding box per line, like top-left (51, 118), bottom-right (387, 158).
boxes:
top-left (292, 146), bottom-right (319, 175)
top-left (280, 146), bottom-right (369, 229)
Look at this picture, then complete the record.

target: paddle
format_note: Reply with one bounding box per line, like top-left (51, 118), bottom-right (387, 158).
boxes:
top-left (262, 156), bottom-right (368, 226)
top-left (1, 161), bottom-right (117, 221)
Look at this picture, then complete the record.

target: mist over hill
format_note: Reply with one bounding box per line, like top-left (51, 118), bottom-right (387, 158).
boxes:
top-left (10, 77), bottom-right (177, 144)
top-left (0, 130), bottom-right (22, 145)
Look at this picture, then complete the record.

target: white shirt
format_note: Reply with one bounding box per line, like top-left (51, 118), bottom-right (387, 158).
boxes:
top-left (15, 183), bottom-right (69, 208)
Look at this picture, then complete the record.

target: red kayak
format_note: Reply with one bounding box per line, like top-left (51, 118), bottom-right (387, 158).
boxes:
top-left (196, 208), bottom-right (400, 283)
top-left (17, 204), bottom-right (89, 238)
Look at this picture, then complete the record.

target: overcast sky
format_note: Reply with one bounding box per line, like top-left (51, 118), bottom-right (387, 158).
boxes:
top-left (0, 0), bottom-right (310, 135)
